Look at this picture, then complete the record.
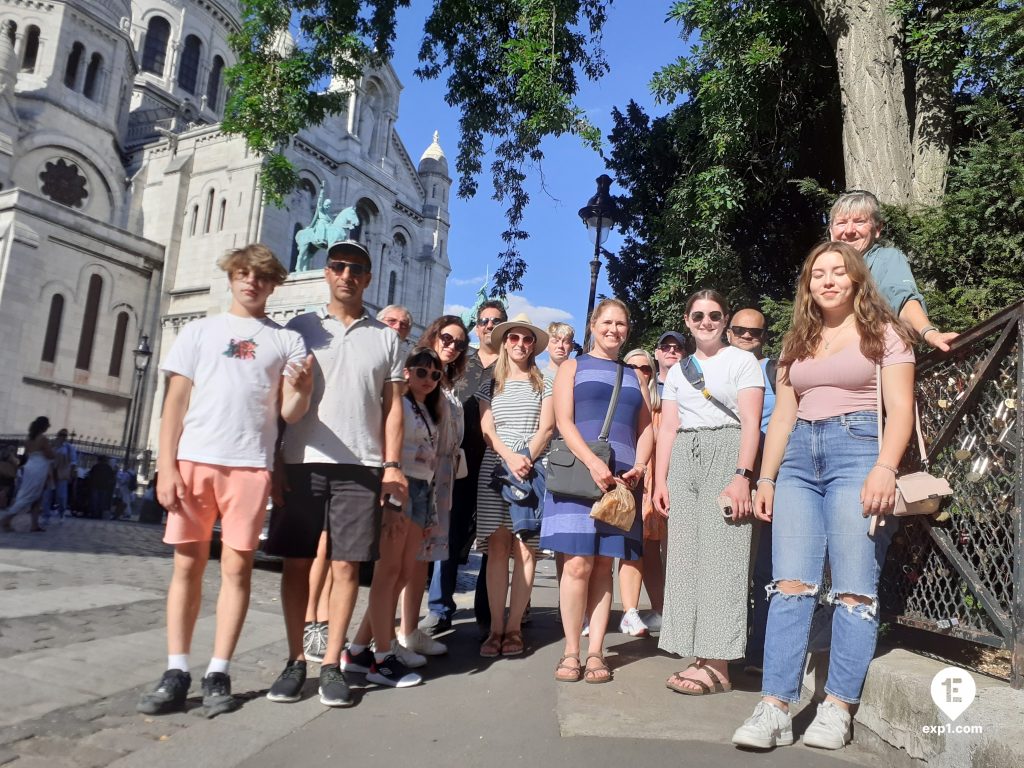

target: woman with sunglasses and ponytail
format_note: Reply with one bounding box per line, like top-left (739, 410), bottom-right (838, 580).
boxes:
top-left (342, 348), bottom-right (446, 686)
top-left (397, 316), bottom-right (470, 657)
top-left (653, 289), bottom-right (764, 696)
top-left (476, 314), bottom-right (555, 658)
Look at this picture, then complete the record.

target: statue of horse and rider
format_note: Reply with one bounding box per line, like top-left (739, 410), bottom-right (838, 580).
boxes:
top-left (294, 189), bottom-right (361, 271)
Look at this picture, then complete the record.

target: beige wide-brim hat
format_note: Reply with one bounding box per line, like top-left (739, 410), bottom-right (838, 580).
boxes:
top-left (490, 313), bottom-right (549, 351)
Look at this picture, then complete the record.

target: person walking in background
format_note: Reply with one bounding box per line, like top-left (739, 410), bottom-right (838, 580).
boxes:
top-left (619, 348), bottom-right (665, 634)
top-left (476, 314), bottom-right (554, 658)
top-left (86, 456), bottom-right (116, 519)
top-left (654, 290), bottom-right (764, 696)
top-left (420, 300), bottom-right (507, 637)
top-left (541, 299), bottom-right (653, 684)
top-left (732, 242), bottom-right (915, 751)
top-left (1, 417), bottom-right (54, 533)
top-left (264, 239), bottom-right (407, 708)
top-left (46, 429), bottom-right (77, 520)
top-left (828, 190), bottom-right (957, 351)
top-left (0, 445), bottom-right (19, 509)
top-left (725, 308), bottom-right (775, 674)
top-left (398, 315), bottom-right (470, 658)
top-left (137, 244), bottom-right (312, 718)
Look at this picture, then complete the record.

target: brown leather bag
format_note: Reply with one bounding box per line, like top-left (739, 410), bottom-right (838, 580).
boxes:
top-left (869, 365), bottom-right (953, 535)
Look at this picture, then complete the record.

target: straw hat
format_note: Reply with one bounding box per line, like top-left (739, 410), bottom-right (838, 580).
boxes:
top-left (490, 313), bottom-right (550, 351)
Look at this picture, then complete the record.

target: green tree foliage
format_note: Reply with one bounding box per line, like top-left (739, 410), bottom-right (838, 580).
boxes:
top-left (223, 0), bottom-right (608, 294)
top-left (606, 0), bottom-right (1023, 344)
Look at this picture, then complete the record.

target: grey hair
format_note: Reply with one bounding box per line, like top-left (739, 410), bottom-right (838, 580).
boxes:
top-left (377, 304), bottom-right (413, 324)
top-left (828, 190), bottom-right (883, 230)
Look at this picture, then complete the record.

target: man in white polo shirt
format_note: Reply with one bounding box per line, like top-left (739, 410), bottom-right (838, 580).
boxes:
top-left (265, 239), bottom-right (409, 708)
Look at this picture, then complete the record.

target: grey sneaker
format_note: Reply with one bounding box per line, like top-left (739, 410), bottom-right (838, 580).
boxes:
top-left (732, 701), bottom-right (794, 750)
top-left (802, 701), bottom-right (852, 749)
top-left (136, 669), bottom-right (191, 714)
top-left (200, 672), bottom-right (239, 718)
top-left (318, 664), bottom-right (353, 707)
top-left (303, 622), bottom-right (327, 663)
top-left (266, 660), bottom-right (307, 703)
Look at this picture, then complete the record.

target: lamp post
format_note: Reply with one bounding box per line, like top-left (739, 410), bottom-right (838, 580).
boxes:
top-left (123, 335), bottom-right (152, 469)
top-left (578, 174), bottom-right (617, 350)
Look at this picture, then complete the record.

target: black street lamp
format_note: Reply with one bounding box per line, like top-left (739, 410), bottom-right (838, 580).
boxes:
top-left (578, 174), bottom-right (617, 350)
top-left (123, 335), bottom-right (152, 469)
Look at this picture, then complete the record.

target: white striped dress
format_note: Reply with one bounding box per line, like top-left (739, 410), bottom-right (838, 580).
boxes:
top-left (474, 376), bottom-right (551, 551)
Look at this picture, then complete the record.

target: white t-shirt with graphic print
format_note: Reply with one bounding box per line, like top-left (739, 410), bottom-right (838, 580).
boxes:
top-left (161, 313), bottom-right (307, 469)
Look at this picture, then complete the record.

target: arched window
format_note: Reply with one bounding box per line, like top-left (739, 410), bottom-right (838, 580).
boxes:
top-left (289, 223), bottom-right (302, 272)
top-left (108, 312), bottom-right (129, 377)
top-left (75, 275), bottom-right (102, 370)
top-left (206, 55), bottom-right (224, 110)
top-left (42, 294), bottom-right (64, 363)
top-left (178, 35), bottom-right (201, 94)
top-left (387, 271), bottom-right (397, 305)
top-left (64, 42), bottom-right (84, 89)
top-left (21, 26), bottom-right (39, 72)
top-left (141, 16), bottom-right (170, 75)
top-left (203, 189), bottom-right (214, 233)
top-left (218, 198), bottom-right (226, 231)
top-left (189, 204), bottom-right (198, 236)
top-left (83, 53), bottom-right (103, 100)
top-left (4, 20), bottom-right (14, 43)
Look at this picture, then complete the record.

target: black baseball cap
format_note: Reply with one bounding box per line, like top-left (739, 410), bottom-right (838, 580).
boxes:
top-left (326, 240), bottom-right (371, 263)
top-left (657, 331), bottom-right (686, 347)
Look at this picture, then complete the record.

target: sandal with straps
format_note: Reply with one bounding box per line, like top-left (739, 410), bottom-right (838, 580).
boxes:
top-left (480, 632), bottom-right (503, 658)
top-left (500, 630), bottom-right (524, 656)
top-left (583, 653), bottom-right (613, 684)
top-left (666, 662), bottom-right (732, 696)
top-left (554, 653), bottom-right (581, 682)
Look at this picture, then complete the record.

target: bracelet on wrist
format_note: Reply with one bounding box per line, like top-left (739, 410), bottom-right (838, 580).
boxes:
top-left (875, 462), bottom-right (898, 475)
top-left (756, 477), bottom-right (776, 487)
top-left (921, 325), bottom-right (938, 338)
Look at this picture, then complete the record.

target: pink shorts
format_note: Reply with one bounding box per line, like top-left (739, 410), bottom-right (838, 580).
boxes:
top-left (163, 461), bottom-right (272, 551)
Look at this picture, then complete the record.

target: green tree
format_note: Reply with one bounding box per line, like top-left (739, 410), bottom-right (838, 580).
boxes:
top-left (223, 0), bottom-right (609, 294)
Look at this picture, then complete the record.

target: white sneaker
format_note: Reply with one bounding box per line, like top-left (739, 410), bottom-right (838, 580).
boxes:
top-left (581, 617), bottom-right (590, 637)
top-left (802, 701), bottom-right (852, 749)
top-left (732, 701), bottom-right (794, 750)
top-left (390, 638), bottom-right (427, 669)
top-left (619, 608), bottom-right (649, 637)
top-left (398, 628), bottom-right (447, 656)
top-left (641, 611), bottom-right (662, 631)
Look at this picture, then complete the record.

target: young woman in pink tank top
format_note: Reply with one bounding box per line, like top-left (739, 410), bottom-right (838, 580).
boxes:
top-left (732, 241), bottom-right (915, 752)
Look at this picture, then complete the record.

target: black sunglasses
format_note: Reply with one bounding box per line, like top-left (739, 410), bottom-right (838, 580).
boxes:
top-left (628, 363), bottom-right (653, 376)
top-left (729, 325), bottom-right (765, 339)
top-left (412, 367), bottom-right (442, 382)
top-left (326, 261), bottom-right (368, 276)
top-left (439, 332), bottom-right (468, 352)
top-left (689, 311), bottom-right (724, 323)
top-left (658, 342), bottom-right (683, 353)
top-left (477, 316), bottom-right (502, 327)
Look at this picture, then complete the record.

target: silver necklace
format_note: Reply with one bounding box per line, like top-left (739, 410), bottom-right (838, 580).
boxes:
top-left (822, 317), bottom-right (855, 350)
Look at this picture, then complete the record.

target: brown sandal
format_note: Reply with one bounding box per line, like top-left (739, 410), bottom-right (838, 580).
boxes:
top-left (500, 630), bottom-right (524, 656)
top-left (666, 662), bottom-right (731, 695)
top-left (480, 632), bottom-right (503, 658)
top-left (554, 653), bottom-right (581, 682)
top-left (583, 653), bottom-right (613, 684)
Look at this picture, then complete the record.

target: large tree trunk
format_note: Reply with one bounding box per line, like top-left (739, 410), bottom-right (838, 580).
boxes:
top-left (811, 0), bottom-right (914, 206)
top-left (909, 7), bottom-right (954, 207)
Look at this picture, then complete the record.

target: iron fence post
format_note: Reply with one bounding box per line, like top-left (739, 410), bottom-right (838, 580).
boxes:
top-left (1013, 310), bottom-right (1023, 689)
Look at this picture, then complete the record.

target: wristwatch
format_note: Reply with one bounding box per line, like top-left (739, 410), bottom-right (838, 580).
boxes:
top-left (735, 467), bottom-right (754, 480)
top-left (382, 461), bottom-right (402, 470)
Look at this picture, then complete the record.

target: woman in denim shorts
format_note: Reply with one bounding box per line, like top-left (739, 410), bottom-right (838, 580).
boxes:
top-left (732, 241), bottom-right (915, 752)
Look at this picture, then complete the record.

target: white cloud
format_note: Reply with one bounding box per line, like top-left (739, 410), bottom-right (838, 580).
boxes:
top-left (504, 294), bottom-right (574, 331)
top-left (449, 274), bottom-right (488, 287)
top-left (444, 302), bottom-right (471, 317)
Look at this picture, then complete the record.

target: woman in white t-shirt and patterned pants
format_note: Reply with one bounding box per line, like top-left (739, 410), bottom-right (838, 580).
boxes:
top-left (653, 289), bottom-right (765, 696)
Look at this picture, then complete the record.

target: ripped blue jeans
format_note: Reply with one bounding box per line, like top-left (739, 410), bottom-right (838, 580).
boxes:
top-left (761, 411), bottom-right (896, 704)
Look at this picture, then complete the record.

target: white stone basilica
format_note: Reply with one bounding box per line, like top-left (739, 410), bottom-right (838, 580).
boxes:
top-left (0, 0), bottom-right (452, 453)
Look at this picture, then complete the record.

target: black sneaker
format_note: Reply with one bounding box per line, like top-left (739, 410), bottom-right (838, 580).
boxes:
top-left (318, 664), bottom-right (353, 707)
top-left (340, 645), bottom-right (375, 674)
top-left (137, 669), bottom-right (191, 714)
top-left (200, 672), bottom-right (239, 718)
top-left (266, 660), bottom-right (307, 703)
top-left (366, 654), bottom-right (422, 688)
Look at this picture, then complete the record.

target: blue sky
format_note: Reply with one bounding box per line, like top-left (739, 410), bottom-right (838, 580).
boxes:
top-left (388, 2), bottom-right (690, 336)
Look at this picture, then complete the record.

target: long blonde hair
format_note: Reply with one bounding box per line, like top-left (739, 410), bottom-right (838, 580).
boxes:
top-left (493, 327), bottom-right (544, 395)
top-left (781, 241), bottom-right (913, 370)
top-left (624, 348), bottom-right (660, 412)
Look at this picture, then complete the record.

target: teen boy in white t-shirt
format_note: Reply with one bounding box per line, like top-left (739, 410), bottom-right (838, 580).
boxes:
top-left (137, 244), bottom-right (313, 718)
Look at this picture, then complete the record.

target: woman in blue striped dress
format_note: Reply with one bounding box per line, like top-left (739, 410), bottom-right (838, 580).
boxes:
top-left (540, 299), bottom-right (654, 683)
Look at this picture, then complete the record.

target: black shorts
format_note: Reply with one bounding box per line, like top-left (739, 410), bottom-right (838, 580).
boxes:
top-left (265, 463), bottom-right (383, 562)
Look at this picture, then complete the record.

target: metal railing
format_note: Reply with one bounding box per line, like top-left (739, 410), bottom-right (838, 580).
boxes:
top-left (879, 300), bottom-right (1023, 688)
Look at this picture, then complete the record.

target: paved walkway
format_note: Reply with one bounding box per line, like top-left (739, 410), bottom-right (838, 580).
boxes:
top-left (0, 519), bottom-right (878, 768)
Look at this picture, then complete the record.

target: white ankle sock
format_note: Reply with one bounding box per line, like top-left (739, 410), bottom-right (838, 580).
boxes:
top-left (374, 651), bottom-right (389, 662)
top-left (205, 657), bottom-right (230, 676)
top-left (167, 654), bottom-right (189, 672)
top-left (348, 643), bottom-right (367, 654)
